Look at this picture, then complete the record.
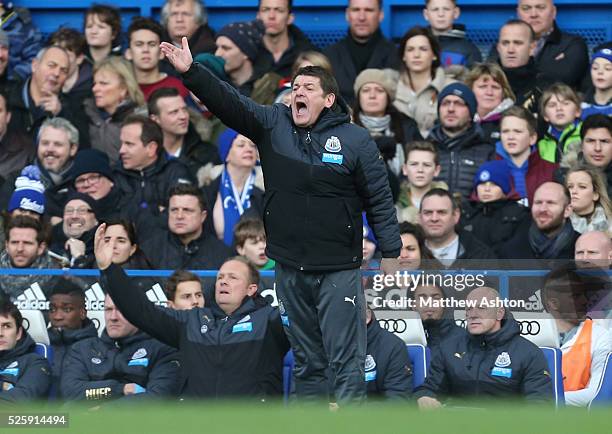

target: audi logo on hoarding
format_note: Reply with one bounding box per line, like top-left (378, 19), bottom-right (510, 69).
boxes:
top-left (378, 319), bottom-right (407, 333)
top-left (518, 320), bottom-right (541, 335)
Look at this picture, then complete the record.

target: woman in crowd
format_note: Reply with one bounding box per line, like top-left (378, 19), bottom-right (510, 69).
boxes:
top-left (393, 26), bottom-right (454, 138)
top-left (198, 129), bottom-right (264, 247)
top-left (565, 165), bottom-right (612, 234)
top-left (398, 221), bottom-right (435, 271)
top-left (83, 4), bottom-right (122, 64)
top-left (353, 68), bottom-right (422, 177)
top-left (465, 63), bottom-right (515, 145)
top-left (84, 57), bottom-right (146, 163)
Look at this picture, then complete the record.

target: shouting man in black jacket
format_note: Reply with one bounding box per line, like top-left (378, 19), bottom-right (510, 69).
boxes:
top-left (160, 37), bottom-right (401, 405)
top-left (415, 286), bottom-right (552, 408)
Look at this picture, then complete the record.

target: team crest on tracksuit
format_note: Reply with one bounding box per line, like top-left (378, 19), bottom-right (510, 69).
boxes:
top-left (365, 354), bottom-right (377, 382)
top-left (494, 352), bottom-right (511, 367)
top-left (491, 352), bottom-right (512, 378)
top-left (324, 136), bottom-right (342, 152)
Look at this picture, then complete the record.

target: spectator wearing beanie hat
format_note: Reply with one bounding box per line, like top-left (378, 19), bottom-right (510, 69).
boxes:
top-left (581, 48), bottom-right (612, 119)
top-left (0, 165), bottom-right (46, 247)
top-left (8, 165), bottom-right (46, 217)
top-left (68, 149), bottom-right (137, 224)
top-left (352, 68), bottom-right (422, 178)
top-left (429, 82), bottom-right (495, 199)
top-left (214, 20), bottom-right (265, 96)
top-left (460, 160), bottom-right (529, 258)
top-left (49, 192), bottom-right (100, 268)
top-left (198, 128), bottom-right (265, 246)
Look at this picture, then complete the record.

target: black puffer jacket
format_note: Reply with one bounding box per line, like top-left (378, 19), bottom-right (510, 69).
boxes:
top-left (414, 314), bottom-right (552, 403)
top-left (182, 62), bottom-right (401, 271)
top-left (47, 320), bottom-right (98, 397)
top-left (534, 22), bottom-right (589, 90)
top-left (430, 124), bottom-right (495, 199)
top-left (61, 329), bottom-right (180, 401)
top-left (140, 228), bottom-right (233, 270)
top-left (460, 199), bottom-right (530, 258)
top-left (422, 318), bottom-right (466, 351)
top-left (501, 58), bottom-right (553, 115)
top-left (0, 333), bottom-right (50, 403)
top-left (365, 316), bottom-right (412, 399)
top-left (112, 153), bottom-right (195, 215)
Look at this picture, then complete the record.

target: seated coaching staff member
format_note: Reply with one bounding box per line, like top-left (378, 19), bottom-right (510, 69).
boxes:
top-left (415, 287), bottom-right (552, 408)
top-left (161, 36), bottom-right (401, 405)
top-left (95, 224), bottom-right (290, 399)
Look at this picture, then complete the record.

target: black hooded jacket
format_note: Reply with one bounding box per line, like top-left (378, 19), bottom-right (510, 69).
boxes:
top-left (47, 319), bottom-right (98, 397)
top-left (61, 329), bottom-right (180, 401)
top-left (422, 318), bottom-right (466, 350)
top-left (140, 228), bottom-right (233, 270)
top-left (112, 153), bottom-right (194, 215)
top-left (414, 315), bottom-right (552, 403)
top-left (181, 62), bottom-right (401, 271)
top-left (100, 263), bottom-right (290, 399)
top-left (0, 333), bottom-right (50, 403)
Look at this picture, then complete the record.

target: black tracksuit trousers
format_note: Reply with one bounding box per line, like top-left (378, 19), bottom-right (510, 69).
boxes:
top-left (275, 262), bottom-right (367, 404)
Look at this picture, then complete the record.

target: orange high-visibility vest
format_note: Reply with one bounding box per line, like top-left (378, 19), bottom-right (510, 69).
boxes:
top-left (562, 319), bottom-right (592, 392)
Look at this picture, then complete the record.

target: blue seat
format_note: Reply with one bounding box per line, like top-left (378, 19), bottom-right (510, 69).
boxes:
top-left (407, 344), bottom-right (429, 390)
top-left (283, 351), bottom-right (294, 403)
top-left (539, 346), bottom-right (565, 407)
top-left (589, 352), bottom-right (612, 407)
top-left (34, 343), bottom-right (48, 359)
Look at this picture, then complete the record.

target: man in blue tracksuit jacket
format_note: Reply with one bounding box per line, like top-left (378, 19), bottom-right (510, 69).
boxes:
top-left (159, 36), bottom-right (401, 404)
top-left (61, 294), bottom-right (180, 402)
top-left (415, 287), bottom-right (552, 407)
top-left (0, 301), bottom-right (50, 403)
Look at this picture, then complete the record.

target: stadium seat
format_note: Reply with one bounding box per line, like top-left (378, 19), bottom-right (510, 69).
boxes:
top-left (406, 344), bottom-right (429, 390)
top-left (34, 342), bottom-right (49, 359)
top-left (283, 350), bottom-right (294, 404)
top-left (19, 309), bottom-right (49, 345)
top-left (87, 310), bottom-right (106, 337)
top-left (589, 352), bottom-right (612, 407)
top-left (539, 346), bottom-right (565, 407)
top-left (513, 312), bottom-right (560, 348)
top-left (376, 310), bottom-right (427, 346)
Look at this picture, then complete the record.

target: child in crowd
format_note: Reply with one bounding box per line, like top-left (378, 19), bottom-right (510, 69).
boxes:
top-left (423, 0), bottom-right (482, 67)
top-left (538, 83), bottom-right (582, 164)
top-left (233, 218), bottom-right (274, 270)
top-left (582, 48), bottom-right (612, 119)
top-left (397, 141), bottom-right (446, 223)
top-left (496, 105), bottom-right (557, 207)
top-left (460, 160), bottom-right (529, 257)
top-left (362, 214), bottom-right (379, 270)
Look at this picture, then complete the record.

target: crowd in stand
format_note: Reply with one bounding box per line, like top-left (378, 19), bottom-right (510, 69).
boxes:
top-left (0, 0), bottom-right (610, 408)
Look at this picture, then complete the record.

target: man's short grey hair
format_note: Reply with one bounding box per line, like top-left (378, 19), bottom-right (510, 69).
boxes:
top-left (35, 45), bottom-right (69, 62)
top-left (38, 117), bottom-right (80, 147)
top-left (161, 0), bottom-right (207, 27)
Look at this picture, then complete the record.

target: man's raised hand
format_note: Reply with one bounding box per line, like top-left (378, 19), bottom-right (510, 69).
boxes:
top-left (94, 223), bottom-right (113, 270)
top-left (160, 37), bottom-right (193, 74)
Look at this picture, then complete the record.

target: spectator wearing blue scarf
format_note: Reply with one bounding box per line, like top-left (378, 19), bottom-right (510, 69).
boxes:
top-left (200, 128), bottom-right (265, 246)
